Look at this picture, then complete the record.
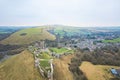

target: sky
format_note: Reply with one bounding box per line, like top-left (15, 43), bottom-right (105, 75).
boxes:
top-left (0, 0), bottom-right (120, 27)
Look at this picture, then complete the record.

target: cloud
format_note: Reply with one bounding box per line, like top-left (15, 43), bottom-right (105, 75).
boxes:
top-left (0, 0), bottom-right (120, 26)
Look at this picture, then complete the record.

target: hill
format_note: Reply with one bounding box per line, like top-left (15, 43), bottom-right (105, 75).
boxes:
top-left (0, 27), bottom-right (56, 45)
top-left (53, 54), bottom-right (74, 80)
top-left (80, 61), bottom-right (119, 80)
top-left (0, 50), bottom-right (45, 80)
top-left (47, 25), bottom-right (91, 38)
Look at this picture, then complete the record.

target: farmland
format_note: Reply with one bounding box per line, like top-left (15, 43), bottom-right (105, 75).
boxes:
top-left (53, 26), bottom-right (91, 37)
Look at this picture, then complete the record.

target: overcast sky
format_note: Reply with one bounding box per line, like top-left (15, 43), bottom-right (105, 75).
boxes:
top-left (0, 0), bottom-right (120, 27)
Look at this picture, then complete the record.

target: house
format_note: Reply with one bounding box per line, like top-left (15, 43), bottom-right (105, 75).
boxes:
top-left (111, 68), bottom-right (120, 77)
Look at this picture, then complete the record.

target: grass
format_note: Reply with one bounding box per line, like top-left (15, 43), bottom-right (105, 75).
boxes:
top-left (40, 60), bottom-right (50, 68)
top-left (102, 37), bottom-right (120, 43)
top-left (50, 47), bottom-right (73, 54)
top-left (39, 60), bottom-right (51, 77)
top-left (80, 61), bottom-right (119, 80)
top-left (0, 50), bottom-right (45, 80)
top-left (54, 27), bottom-right (80, 37)
top-left (0, 27), bottom-right (56, 45)
top-left (38, 52), bottom-right (51, 73)
top-left (67, 50), bottom-right (74, 53)
top-left (38, 52), bottom-right (52, 59)
top-left (54, 27), bottom-right (91, 37)
top-left (53, 54), bottom-right (74, 80)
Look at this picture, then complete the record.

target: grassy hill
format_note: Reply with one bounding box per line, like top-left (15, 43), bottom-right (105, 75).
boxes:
top-left (0, 27), bottom-right (56, 45)
top-left (0, 50), bottom-right (45, 80)
top-left (80, 61), bottom-right (119, 80)
top-left (53, 54), bottom-right (74, 80)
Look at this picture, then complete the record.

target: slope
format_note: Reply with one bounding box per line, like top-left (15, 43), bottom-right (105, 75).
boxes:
top-left (0, 50), bottom-right (45, 80)
top-left (53, 54), bottom-right (74, 80)
top-left (80, 61), bottom-right (119, 80)
top-left (0, 27), bottom-right (56, 45)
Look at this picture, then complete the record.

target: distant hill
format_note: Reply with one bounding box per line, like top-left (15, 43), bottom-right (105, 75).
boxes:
top-left (0, 26), bottom-right (24, 34)
top-left (0, 50), bottom-right (45, 80)
top-left (52, 26), bottom-right (91, 37)
top-left (0, 27), bottom-right (56, 45)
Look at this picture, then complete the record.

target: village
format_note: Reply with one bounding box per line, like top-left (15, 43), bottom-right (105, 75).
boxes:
top-left (26, 28), bottom-right (120, 80)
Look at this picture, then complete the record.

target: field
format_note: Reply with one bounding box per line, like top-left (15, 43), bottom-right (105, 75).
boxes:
top-left (0, 50), bottom-right (45, 80)
top-left (49, 47), bottom-right (74, 54)
top-left (0, 27), bottom-right (56, 45)
top-left (102, 38), bottom-right (120, 43)
top-left (80, 61), bottom-right (119, 80)
top-left (38, 52), bottom-right (51, 70)
top-left (38, 52), bottom-right (52, 59)
top-left (53, 27), bottom-right (91, 37)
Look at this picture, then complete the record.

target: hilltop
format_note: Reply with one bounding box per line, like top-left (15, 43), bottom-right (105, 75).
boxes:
top-left (0, 50), bottom-right (45, 80)
top-left (0, 27), bottom-right (56, 45)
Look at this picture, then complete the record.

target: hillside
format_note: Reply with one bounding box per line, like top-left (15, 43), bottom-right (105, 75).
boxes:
top-left (80, 61), bottom-right (119, 80)
top-left (52, 26), bottom-right (91, 37)
top-left (0, 50), bottom-right (45, 80)
top-left (0, 27), bottom-right (56, 45)
top-left (53, 54), bottom-right (74, 80)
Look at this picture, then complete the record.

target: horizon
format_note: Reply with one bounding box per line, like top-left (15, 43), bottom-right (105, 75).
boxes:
top-left (0, 0), bottom-right (120, 27)
top-left (0, 24), bottom-right (120, 28)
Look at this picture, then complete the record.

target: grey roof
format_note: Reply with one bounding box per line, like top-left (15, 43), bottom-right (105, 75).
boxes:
top-left (111, 69), bottom-right (118, 75)
top-left (116, 69), bottom-right (120, 74)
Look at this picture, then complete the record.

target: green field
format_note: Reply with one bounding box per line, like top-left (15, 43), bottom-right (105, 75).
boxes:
top-left (40, 59), bottom-right (51, 75)
top-left (39, 53), bottom-right (51, 74)
top-left (40, 60), bottom-right (50, 68)
top-left (38, 52), bottom-right (52, 59)
top-left (0, 27), bottom-right (56, 45)
top-left (49, 47), bottom-right (74, 54)
top-left (102, 38), bottom-right (120, 43)
top-left (54, 27), bottom-right (91, 37)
